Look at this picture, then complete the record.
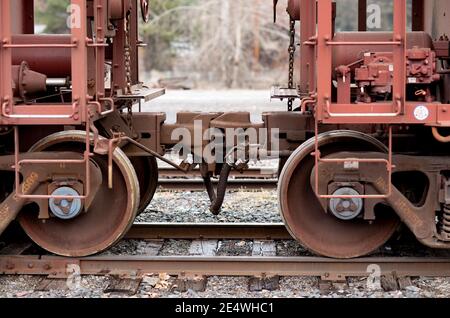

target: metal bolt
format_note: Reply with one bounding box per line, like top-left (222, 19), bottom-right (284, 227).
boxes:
top-left (44, 264), bottom-right (52, 270)
top-left (28, 263), bottom-right (34, 269)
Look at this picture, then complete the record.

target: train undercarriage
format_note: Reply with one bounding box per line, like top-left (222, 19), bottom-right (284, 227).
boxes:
top-left (2, 0), bottom-right (450, 259)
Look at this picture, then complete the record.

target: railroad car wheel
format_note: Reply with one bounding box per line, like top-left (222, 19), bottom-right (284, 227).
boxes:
top-left (278, 131), bottom-right (400, 259)
top-left (129, 156), bottom-right (158, 215)
top-left (18, 131), bottom-right (140, 257)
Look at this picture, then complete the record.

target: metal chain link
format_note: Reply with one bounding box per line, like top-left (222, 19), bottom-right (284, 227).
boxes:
top-left (287, 18), bottom-right (296, 112)
top-left (124, 13), bottom-right (133, 96)
top-left (124, 13), bottom-right (135, 135)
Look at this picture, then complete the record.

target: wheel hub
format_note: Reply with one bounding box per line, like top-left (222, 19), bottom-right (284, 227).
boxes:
top-left (329, 187), bottom-right (363, 221)
top-left (21, 130), bottom-right (140, 257)
top-left (278, 130), bottom-right (400, 258)
top-left (49, 186), bottom-right (83, 220)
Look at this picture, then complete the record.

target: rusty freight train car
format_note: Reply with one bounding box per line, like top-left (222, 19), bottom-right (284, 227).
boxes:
top-left (1, 0), bottom-right (450, 259)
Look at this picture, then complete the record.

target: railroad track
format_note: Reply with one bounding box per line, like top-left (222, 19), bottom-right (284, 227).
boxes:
top-left (157, 179), bottom-right (278, 191)
top-left (157, 167), bottom-right (278, 190)
top-left (2, 255), bottom-right (450, 280)
top-left (159, 167), bottom-right (278, 179)
top-left (125, 222), bottom-right (290, 240)
top-left (2, 223), bottom-right (450, 283)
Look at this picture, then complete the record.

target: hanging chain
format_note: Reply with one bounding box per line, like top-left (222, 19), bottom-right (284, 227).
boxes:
top-left (124, 13), bottom-right (133, 96)
top-left (124, 13), bottom-right (135, 135)
top-left (287, 18), bottom-right (296, 112)
top-left (126, 102), bottom-right (133, 133)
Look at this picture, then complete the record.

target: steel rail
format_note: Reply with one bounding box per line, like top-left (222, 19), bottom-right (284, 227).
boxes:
top-left (2, 255), bottom-right (450, 279)
top-left (157, 179), bottom-right (278, 191)
top-left (126, 223), bottom-right (290, 240)
top-left (159, 167), bottom-right (278, 179)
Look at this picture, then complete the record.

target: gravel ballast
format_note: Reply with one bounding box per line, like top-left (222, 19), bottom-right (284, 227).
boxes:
top-left (1, 275), bottom-right (450, 298)
top-left (2, 190), bottom-right (450, 298)
top-left (136, 190), bottom-right (281, 224)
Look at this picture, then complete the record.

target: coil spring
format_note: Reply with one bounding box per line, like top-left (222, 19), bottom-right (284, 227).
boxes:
top-left (440, 205), bottom-right (450, 237)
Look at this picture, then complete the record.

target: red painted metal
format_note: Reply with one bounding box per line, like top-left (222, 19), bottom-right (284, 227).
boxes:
top-left (11, 35), bottom-right (73, 77)
top-left (293, 0), bottom-right (450, 205)
top-left (0, 2), bottom-right (87, 126)
top-left (10, 0), bottom-right (34, 34)
top-left (299, 0), bottom-right (450, 126)
top-left (0, 1), bottom-right (101, 204)
top-left (358, 0), bottom-right (367, 32)
top-left (299, 0), bottom-right (315, 94)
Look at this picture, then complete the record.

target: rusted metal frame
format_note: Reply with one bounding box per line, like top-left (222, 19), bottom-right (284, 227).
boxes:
top-left (71, 0), bottom-right (89, 123)
top-left (326, 41), bottom-right (402, 46)
top-left (372, 155), bottom-right (441, 243)
top-left (0, 0), bottom-right (88, 124)
top-left (125, 223), bottom-right (290, 240)
top-left (299, 0), bottom-right (316, 94)
top-left (130, 0), bottom-right (140, 85)
top-left (315, 0), bottom-right (332, 122)
top-left (316, 0), bottom-right (406, 120)
top-left (101, 132), bottom-right (188, 188)
top-left (93, 0), bottom-right (107, 105)
top-left (2, 44), bottom-right (77, 48)
top-left (324, 100), bottom-right (402, 118)
top-left (1, 103), bottom-right (78, 120)
top-left (9, 0), bottom-right (34, 34)
top-left (111, 15), bottom-right (127, 94)
top-left (12, 112), bottom-right (92, 201)
top-left (1, 3), bottom-right (80, 122)
top-left (313, 115), bottom-right (394, 199)
top-left (88, 98), bottom-right (115, 117)
top-left (120, 136), bottom-right (189, 172)
top-left (320, 102), bottom-right (450, 124)
top-left (22, 0), bottom-right (34, 34)
top-left (393, 0), bottom-right (407, 116)
top-left (412, 0), bottom-right (425, 31)
top-left (7, 0), bottom-right (93, 202)
top-left (0, 1), bottom-right (13, 126)
top-left (3, 255), bottom-right (450, 278)
top-left (358, 0), bottom-right (367, 32)
top-left (0, 151), bottom-right (101, 236)
top-left (320, 152), bottom-right (447, 244)
top-left (0, 1), bottom-right (4, 126)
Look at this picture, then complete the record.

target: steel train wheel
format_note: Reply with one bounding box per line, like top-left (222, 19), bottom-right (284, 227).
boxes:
top-left (129, 156), bottom-right (158, 215)
top-left (18, 131), bottom-right (140, 257)
top-left (278, 131), bottom-right (400, 258)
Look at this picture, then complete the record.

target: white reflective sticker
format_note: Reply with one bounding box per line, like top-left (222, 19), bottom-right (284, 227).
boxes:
top-left (413, 105), bottom-right (429, 121)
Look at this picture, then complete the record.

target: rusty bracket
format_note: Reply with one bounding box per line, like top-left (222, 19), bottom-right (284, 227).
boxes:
top-left (0, 151), bottom-right (102, 236)
top-left (120, 136), bottom-right (190, 173)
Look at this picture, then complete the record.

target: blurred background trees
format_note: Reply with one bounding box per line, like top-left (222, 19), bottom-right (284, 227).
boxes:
top-left (35, 0), bottom-right (70, 34)
top-left (34, 0), bottom-right (409, 89)
top-left (141, 0), bottom-right (292, 89)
